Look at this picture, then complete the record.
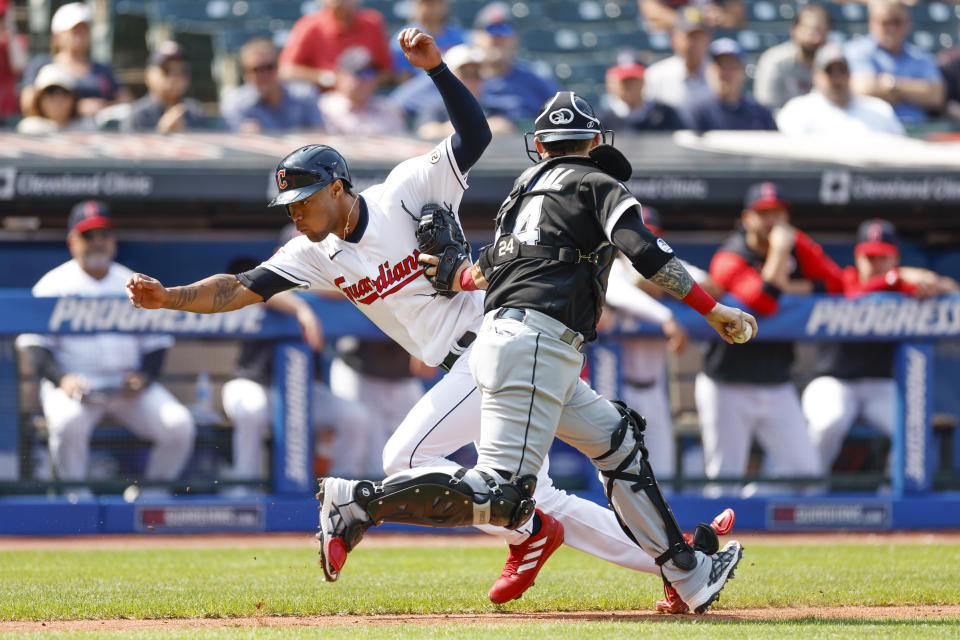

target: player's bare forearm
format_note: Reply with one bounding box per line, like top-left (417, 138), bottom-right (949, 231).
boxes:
top-left (127, 272), bottom-right (263, 313)
top-left (648, 257), bottom-right (694, 299)
top-left (165, 275), bottom-right (262, 312)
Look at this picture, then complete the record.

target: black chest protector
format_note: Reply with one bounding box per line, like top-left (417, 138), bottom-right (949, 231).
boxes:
top-left (479, 145), bottom-right (632, 325)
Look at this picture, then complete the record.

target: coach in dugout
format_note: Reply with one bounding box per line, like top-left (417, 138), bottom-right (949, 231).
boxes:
top-left (16, 202), bottom-right (195, 493)
top-left (696, 182), bottom-right (837, 496)
top-left (802, 219), bottom-right (958, 475)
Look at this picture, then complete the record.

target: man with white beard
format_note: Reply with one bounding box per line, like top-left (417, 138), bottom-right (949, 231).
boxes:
top-left (17, 201), bottom-right (195, 490)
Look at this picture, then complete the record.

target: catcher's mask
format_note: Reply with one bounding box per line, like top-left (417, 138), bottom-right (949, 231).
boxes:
top-left (524, 91), bottom-right (614, 162)
top-left (268, 144), bottom-right (353, 208)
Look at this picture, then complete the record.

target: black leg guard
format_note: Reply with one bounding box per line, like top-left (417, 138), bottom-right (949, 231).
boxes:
top-left (595, 401), bottom-right (697, 571)
top-left (356, 468), bottom-right (537, 530)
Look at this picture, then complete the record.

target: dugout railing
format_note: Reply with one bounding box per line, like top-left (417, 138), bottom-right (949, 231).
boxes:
top-left (1, 291), bottom-right (959, 533)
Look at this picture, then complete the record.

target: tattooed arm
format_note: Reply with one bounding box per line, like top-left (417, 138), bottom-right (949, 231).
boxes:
top-left (125, 273), bottom-right (263, 313)
top-left (648, 257), bottom-right (695, 299)
top-left (610, 210), bottom-right (759, 343)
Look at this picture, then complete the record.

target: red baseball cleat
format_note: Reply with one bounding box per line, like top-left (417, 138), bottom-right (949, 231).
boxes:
top-left (711, 508), bottom-right (735, 536)
top-left (656, 508), bottom-right (736, 614)
top-left (488, 510), bottom-right (564, 604)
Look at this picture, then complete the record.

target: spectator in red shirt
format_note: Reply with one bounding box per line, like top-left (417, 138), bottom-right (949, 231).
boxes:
top-left (802, 219), bottom-right (958, 476)
top-left (695, 182), bottom-right (841, 496)
top-left (0, 0), bottom-right (28, 122)
top-left (278, 0), bottom-right (392, 89)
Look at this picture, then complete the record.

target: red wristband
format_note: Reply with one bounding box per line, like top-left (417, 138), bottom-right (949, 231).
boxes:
top-left (460, 265), bottom-right (478, 291)
top-left (682, 282), bottom-right (717, 315)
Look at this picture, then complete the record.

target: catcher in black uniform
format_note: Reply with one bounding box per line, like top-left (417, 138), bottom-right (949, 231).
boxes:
top-left (317, 91), bottom-right (757, 614)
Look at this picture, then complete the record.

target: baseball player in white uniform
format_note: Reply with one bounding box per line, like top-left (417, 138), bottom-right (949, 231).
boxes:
top-left (17, 201), bottom-right (195, 486)
top-left (125, 31), bottom-right (735, 609)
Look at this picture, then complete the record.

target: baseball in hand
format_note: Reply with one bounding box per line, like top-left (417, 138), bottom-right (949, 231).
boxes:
top-left (732, 322), bottom-right (753, 344)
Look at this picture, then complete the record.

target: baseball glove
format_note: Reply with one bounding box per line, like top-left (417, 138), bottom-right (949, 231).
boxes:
top-left (416, 202), bottom-right (470, 297)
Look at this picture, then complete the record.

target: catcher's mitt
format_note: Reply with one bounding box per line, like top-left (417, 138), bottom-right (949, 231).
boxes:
top-left (415, 202), bottom-right (470, 297)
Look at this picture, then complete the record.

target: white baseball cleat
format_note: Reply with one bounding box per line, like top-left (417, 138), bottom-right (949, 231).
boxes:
top-left (316, 477), bottom-right (371, 582)
top-left (678, 540), bottom-right (744, 614)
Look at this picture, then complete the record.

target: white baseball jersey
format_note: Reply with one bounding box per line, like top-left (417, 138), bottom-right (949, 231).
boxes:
top-left (261, 136), bottom-right (484, 367)
top-left (17, 260), bottom-right (173, 390)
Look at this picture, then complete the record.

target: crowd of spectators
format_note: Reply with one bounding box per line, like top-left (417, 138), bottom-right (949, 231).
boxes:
top-left (0, 0), bottom-right (957, 136)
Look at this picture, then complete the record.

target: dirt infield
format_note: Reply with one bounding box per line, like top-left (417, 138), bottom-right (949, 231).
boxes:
top-left (2, 605), bottom-right (959, 633)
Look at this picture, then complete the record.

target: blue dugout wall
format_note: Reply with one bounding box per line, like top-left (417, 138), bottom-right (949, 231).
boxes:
top-left (1, 289), bottom-right (959, 534)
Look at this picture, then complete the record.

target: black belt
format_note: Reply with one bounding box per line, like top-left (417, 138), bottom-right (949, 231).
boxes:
top-left (439, 331), bottom-right (477, 372)
top-left (495, 308), bottom-right (583, 349)
top-left (624, 377), bottom-right (657, 390)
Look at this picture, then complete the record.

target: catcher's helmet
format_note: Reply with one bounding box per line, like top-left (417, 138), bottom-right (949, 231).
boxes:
top-left (268, 144), bottom-right (352, 207)
top-left (525, 91), bottom-right (613, 161)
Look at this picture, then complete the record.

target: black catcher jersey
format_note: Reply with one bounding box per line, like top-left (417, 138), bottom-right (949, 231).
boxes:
top-left (481, 156), bottom-right (642, 341)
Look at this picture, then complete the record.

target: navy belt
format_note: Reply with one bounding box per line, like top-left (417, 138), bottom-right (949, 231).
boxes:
top-left (439, 331), bottom-right (477, 372)
top-left (495, 308), bottom-right (584, 350)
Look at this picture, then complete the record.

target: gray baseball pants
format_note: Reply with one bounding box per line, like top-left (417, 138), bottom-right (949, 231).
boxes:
top-left (468, 307), bottom-right (711, 592)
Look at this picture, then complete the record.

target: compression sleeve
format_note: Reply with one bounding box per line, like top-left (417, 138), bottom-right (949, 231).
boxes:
top-left (710, 250), bottom-right (780, 315)
top-left (842, 266), bottom-right (918, 298)
top-left (237, 267), bottom-right (299, 302)
top-left (139, 349), bottom-right (166, 380)
top-left (608, 208), bottom-right (674, 278)
top-left (795, 231), bottom-right (844, 293)
top-left (25, 345), bottom-right (65, 385)
top-left (428, 62), bottom-right (491, 174)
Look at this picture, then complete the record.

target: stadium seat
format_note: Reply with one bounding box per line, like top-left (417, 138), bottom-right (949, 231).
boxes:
top-left (522, 28), bottom-right (600, 52)
top-left (908, 2), bottom-right (955, 26)
top-left (553, 60), bottom-right (610, 83)
top-left (824, 1), bottom-right (866, 25)
top-left (447, 0), bottom-right (487, 27)
top-left (544, 1), bottom-right (639, 23)
top-left (911, 27), bottom-right (956, 53)
top-left (749, 0), bottom-right (795, 23)
top-left (363, 0), bottom-right (409, 22)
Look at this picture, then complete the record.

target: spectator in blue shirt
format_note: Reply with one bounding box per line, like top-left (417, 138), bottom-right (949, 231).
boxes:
top-left (470, 2), bottom-right (558, 125)
top-left (598, 63), bottom-right (689, 132)
top-left (684, 38), bottom-right (778, 133)
top-left (221, 37), bottom-right (325, 133)
top-left (845, 0), bottom-right (944, 125)
top-left (390, 0), bottom-right (466, 79)
top-left (121, 41), bottom-right (206, 133)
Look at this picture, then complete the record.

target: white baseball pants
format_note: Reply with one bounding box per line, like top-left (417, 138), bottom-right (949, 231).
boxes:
top-left (695, 372), bottom-right (821, 497)
top-left (39, 380), bottom-right (195, 481)
top-left (329, 358), bottom-right (424, 477)
top-left (222, 378), bottom-right (374, 479)
top-left (801, 376), bottom-right (896, 470)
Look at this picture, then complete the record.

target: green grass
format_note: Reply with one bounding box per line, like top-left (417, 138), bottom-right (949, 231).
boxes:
top-left (5, 621), bottom-right (960, 640)
top-left (1, 543), bottom-right (959, 622)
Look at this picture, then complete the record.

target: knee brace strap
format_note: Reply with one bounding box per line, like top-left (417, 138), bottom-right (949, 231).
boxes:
top-left (356, 469), bottom-right (537, 530)
top-left (598, 402), bottom-right (696, 571)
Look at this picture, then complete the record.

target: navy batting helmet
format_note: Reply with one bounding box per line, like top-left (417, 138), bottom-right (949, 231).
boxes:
top-left (268, 145), bottom-right (352, 208)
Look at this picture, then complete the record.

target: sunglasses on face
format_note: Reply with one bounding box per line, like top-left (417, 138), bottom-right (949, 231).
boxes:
top-left (162, 65), bottom-right (190, 77)
top-left (79, 228), bottom-right (114, 241)
top-left (246, 62), bottom-right (278, 74)
top-left (42, 86), bottom-right (73, 97)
